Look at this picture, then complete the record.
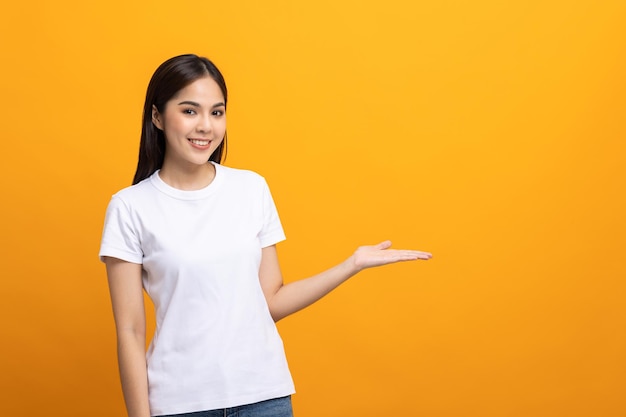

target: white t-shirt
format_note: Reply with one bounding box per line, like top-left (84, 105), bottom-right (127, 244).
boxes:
top-left (99, 163), bottom-right (295, 416)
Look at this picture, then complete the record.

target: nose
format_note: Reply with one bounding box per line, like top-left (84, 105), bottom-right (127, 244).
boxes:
top-left (196, 112), bottom-right (212, 133)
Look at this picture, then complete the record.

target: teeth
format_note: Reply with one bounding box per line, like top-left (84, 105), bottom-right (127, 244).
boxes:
top-left (189, 139), bottom-right (210, 146)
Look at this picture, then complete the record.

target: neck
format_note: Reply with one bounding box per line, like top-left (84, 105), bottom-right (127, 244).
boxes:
top-left (159, 161), bottom-right (216, 191)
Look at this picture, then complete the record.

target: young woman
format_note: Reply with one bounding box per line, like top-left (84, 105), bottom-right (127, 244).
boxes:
top-left (100, 54), bottom-right (432, 417)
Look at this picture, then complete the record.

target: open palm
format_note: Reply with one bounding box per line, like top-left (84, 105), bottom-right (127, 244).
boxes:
top-left (352, 240), bottom-right (432, 271)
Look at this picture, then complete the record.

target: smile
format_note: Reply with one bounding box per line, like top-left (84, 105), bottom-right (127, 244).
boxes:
top-left (188, 139), bottom-right (211, 146)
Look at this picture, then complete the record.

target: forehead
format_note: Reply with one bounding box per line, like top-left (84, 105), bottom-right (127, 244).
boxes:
top-left (171, 76), bottom-right (224, 104)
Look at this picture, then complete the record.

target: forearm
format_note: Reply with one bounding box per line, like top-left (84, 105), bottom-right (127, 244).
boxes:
top-left (117, 331), bottom-right (151, 417)
top-left (261, 241), bottom-right (431, 322)
top-left (268, 256), bottom-right (360, 321)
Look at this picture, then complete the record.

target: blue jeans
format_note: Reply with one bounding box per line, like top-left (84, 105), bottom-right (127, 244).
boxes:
top-left (155, 396), bottom-right (293, 417)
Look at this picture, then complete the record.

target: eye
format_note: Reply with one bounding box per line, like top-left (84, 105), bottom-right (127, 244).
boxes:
top-left (212, 109), bottom-right (225, 117)
top-left (182, 108), bottom-right (196, 115)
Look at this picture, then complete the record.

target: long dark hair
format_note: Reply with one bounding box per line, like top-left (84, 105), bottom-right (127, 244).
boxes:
top-left (132, 54), bottom-right (228, 185)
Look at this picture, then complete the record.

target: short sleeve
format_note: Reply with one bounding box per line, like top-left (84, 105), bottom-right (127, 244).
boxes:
top-left (258, 180), bottom-right (286, 248)
top-left (99, 195), bottom-right (144, 264)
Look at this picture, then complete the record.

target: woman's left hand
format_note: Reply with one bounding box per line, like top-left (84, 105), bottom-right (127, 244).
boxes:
top-left (351, 240), bottom-right (432, 271)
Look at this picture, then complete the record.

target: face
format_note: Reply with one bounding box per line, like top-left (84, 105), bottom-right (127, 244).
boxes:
top-left (152, 76), bottom-right (226, 169)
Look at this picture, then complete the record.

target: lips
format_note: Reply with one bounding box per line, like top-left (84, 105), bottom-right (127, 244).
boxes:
top-left (188, 138), bottom-right (211, 146)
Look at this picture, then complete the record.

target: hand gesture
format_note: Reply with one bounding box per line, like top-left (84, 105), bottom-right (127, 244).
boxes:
top-left (351, 240), bottom-right (432, 271)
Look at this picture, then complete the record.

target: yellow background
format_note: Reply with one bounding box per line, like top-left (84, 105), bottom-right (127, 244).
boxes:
top-left (1, 1), bottom-right (624, 416)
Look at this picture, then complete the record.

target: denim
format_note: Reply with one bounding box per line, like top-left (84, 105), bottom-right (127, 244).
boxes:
top-left (155, 396), bottom-right (293, 417)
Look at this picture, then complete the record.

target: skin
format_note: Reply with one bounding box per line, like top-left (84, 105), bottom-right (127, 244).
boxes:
top-left (152, 76), bottom-right (227, 190)
top-left (105, 76), bottom-right (432, 417)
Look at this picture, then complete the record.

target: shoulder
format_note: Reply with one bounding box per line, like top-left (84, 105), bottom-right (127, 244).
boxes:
top-left (107, 175), bottom-right (156, 208)
top-left (217, 164), bottom-right (265, 181)
top-left (217, 164), bottom-right (269, 188)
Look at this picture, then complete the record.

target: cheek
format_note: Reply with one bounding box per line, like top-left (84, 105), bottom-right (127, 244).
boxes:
top-left (218, 118), bottom-right (227, 135)
top-left (163, 116), bottom-right (189, 136)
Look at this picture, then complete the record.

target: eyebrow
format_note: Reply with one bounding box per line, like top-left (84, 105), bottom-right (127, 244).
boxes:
top-left (177, 100), bottom-right (225, 108)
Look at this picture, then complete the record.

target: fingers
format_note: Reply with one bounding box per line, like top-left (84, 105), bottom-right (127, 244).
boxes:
top-left (373, 241), bottom-right (432, 260)
top-left (390, 250), bottom-right (432, 261)
top-left (352, 246), bottom-right (433, 270)
top-left (413, 251), bottom-right (433, 260)
top-left (375, 240), bottom-right (393, 250)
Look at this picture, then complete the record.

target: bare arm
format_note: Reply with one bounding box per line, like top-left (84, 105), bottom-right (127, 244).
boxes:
top-left (104, 257), bottom-right (151, 417)
top-left (260, 240), bottom-right (432, 322)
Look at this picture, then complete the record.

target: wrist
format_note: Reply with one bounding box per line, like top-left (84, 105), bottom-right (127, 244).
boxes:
top-left (344, 254), bottom-right (362, 276)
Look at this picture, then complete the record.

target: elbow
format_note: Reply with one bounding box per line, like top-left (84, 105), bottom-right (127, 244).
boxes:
top-left (272, 313), bottom-right (287, 323)
top-left (268, 303), bottom-right (287, 323)
top-left (116, 326), bottom-right (146, 347)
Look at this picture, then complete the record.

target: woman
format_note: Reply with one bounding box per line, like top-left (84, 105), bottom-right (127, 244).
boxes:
top-left (100, 54), bottom-right (432, 417)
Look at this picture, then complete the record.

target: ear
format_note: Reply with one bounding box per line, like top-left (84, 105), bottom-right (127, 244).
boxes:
top-left (152, 105), bottom-right (163, 130)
